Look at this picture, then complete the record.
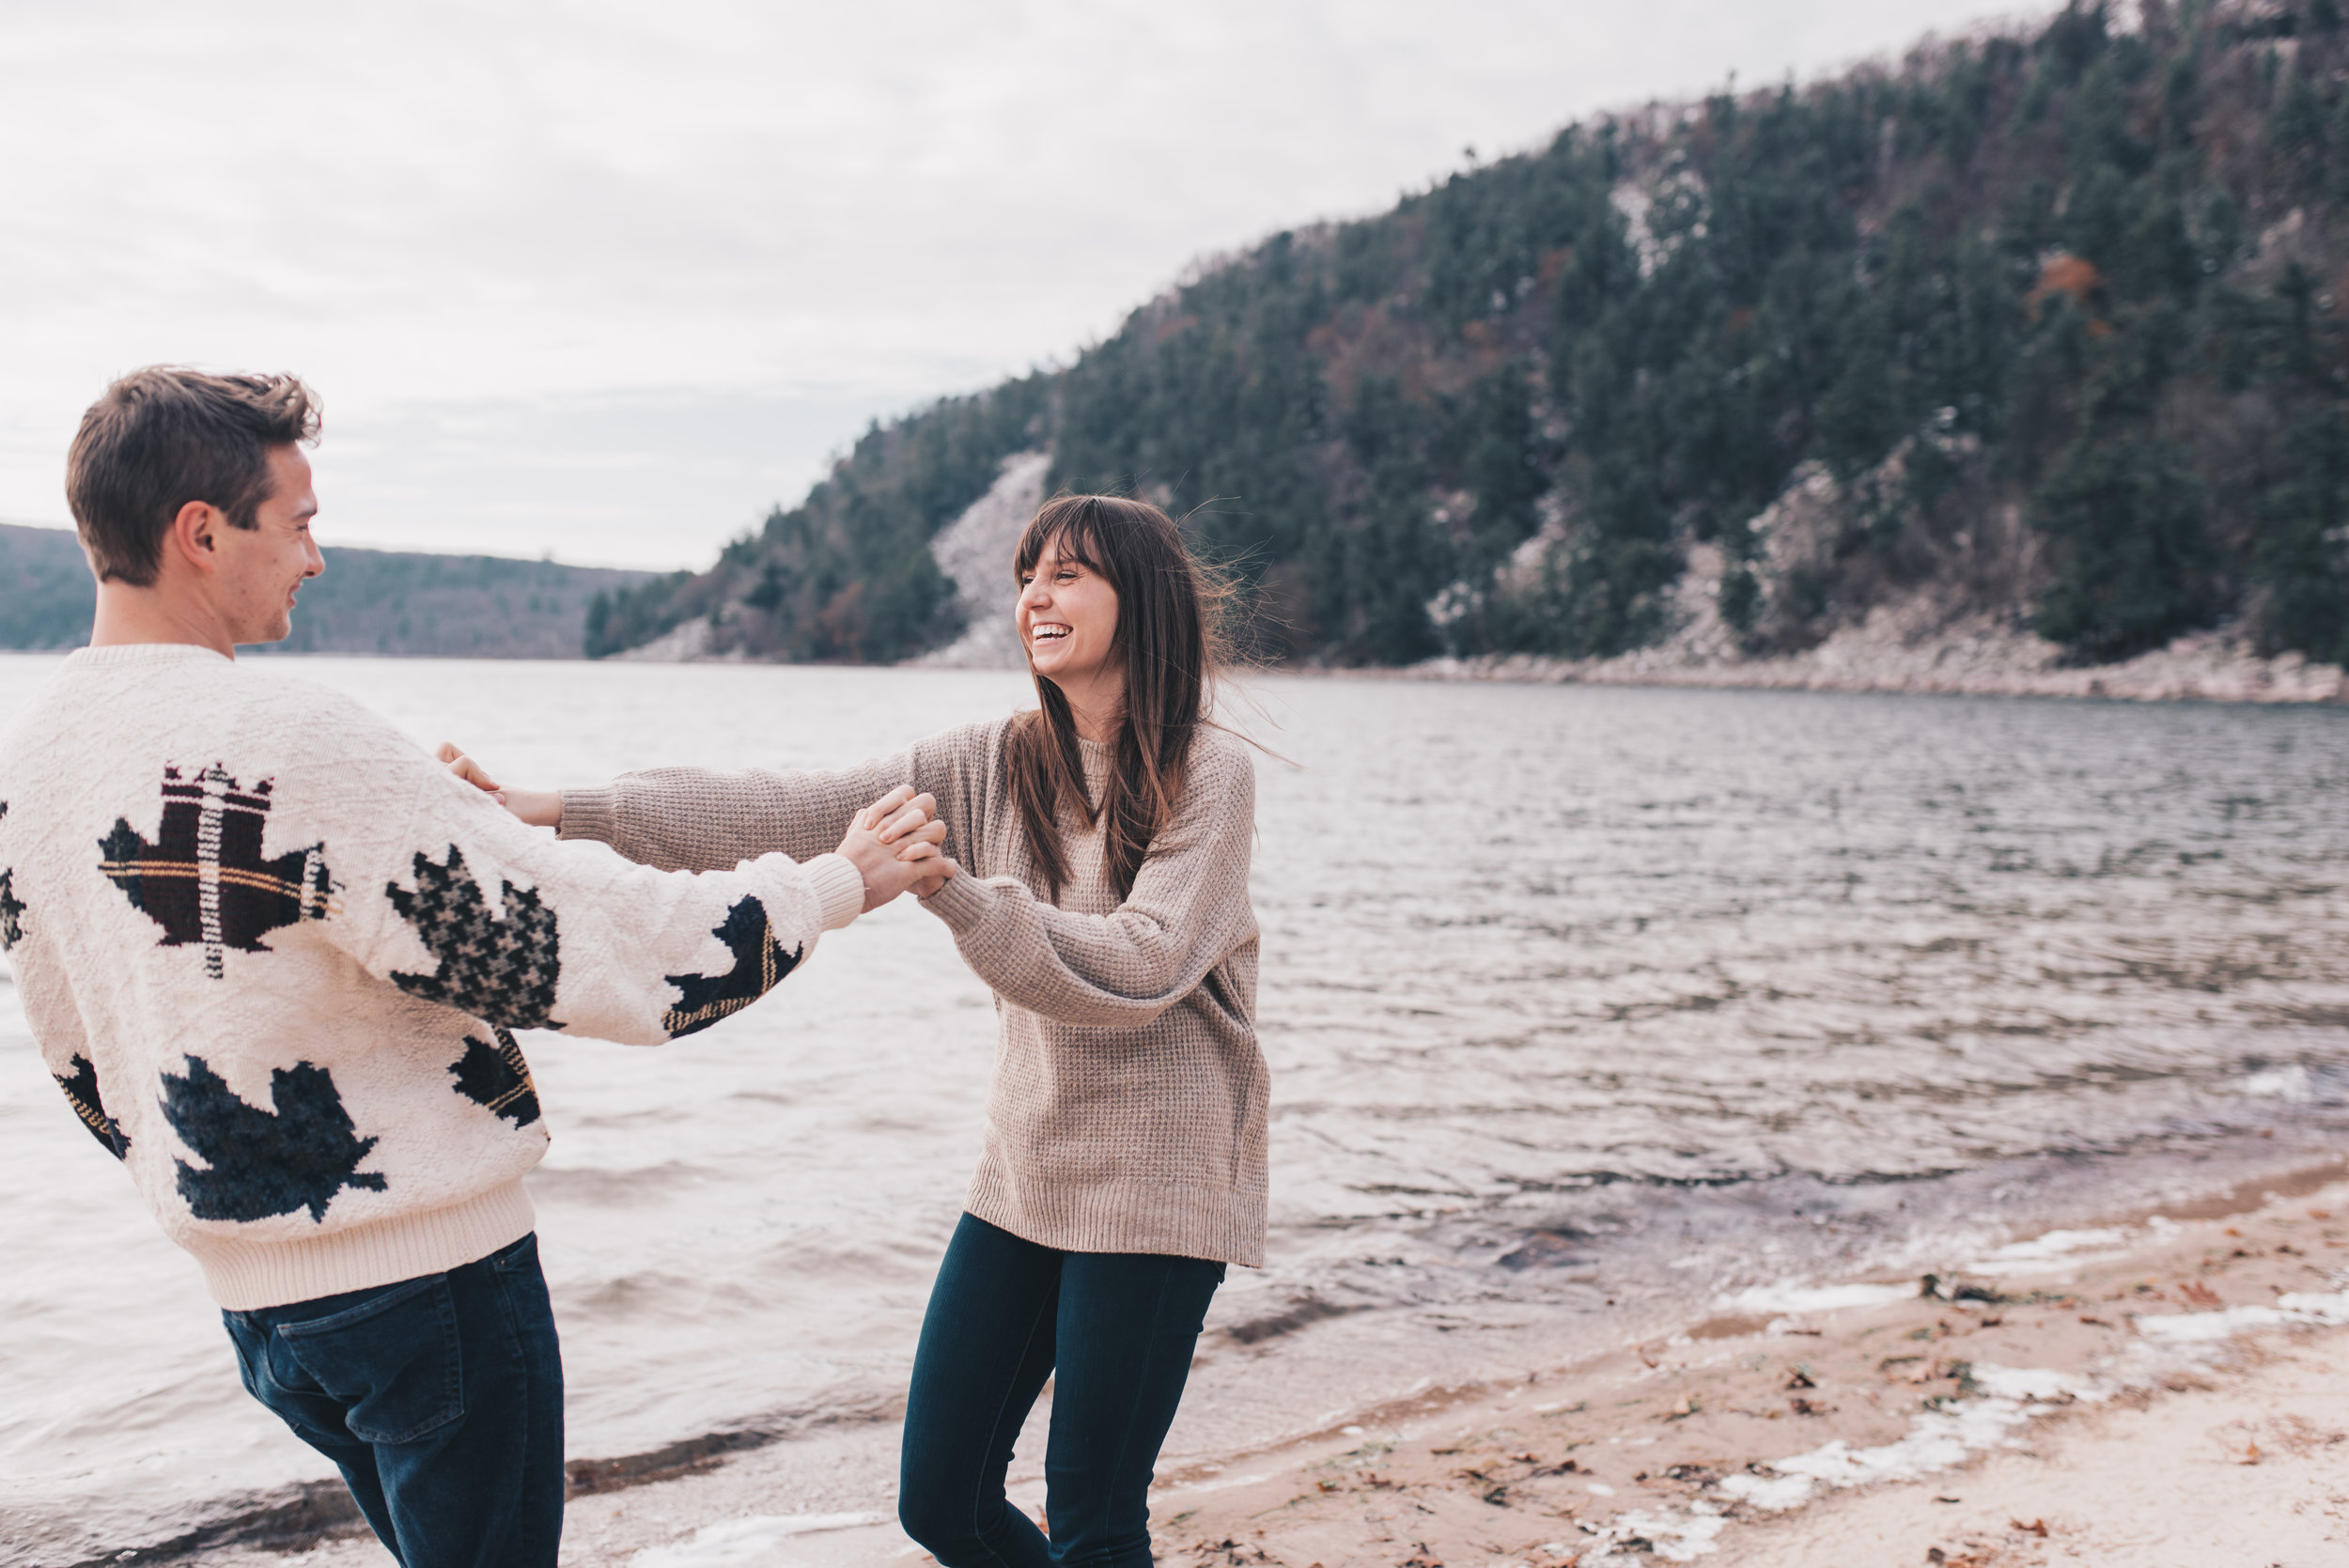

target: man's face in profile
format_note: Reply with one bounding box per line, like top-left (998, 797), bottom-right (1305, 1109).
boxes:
top-left (213, 444), bottom-right (324, 645)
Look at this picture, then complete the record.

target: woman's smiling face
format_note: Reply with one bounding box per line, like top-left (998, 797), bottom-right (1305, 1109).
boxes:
top-left (1017, 536), bottom-right (1120, 690)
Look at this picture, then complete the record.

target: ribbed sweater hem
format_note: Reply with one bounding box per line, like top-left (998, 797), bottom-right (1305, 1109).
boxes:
top-left (965, 1166), bottom-right (1266, 1268)
top-left (800, 853), bottom-right (866, 930)
top-left (558, 785), bottom-right (616, 846)
top-left (187, 1179), bottom-right (537, 1311)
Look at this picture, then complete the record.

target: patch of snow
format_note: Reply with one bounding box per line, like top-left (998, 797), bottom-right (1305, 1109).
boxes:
top-left (629, 1512), bottom-right (894, 1567)
top-left (1582, 1499), bottom-right (1727, 1562)
top-left (1723, 1281), bottom-right (1911, 1316)
top-left (1967, 1361), bottom-right (2102, 1404)
top-left (1968, 1227), bottom-right (2134, 1276)
top-left (2137, 1289), bottom-right (2349, 1344)
top-left (1717, 1471), bottom-right (1814, 1511)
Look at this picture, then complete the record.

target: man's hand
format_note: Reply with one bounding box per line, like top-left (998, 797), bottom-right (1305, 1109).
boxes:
top-left (437, 743), bottom-right (562, 829)
top-left (839, 785), bottom-right (952, 911)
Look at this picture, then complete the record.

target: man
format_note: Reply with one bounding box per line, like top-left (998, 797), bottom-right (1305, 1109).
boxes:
top-left (0, 367), bottom-right (945, 1566)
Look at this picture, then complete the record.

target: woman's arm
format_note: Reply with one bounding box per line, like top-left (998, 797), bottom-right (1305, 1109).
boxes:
top-left (920, 734), bottom-right (1255, 1028)
top-left (558, 756), bottom-right (913, 872)
top-left (446, 721), bottom-right (997, 875)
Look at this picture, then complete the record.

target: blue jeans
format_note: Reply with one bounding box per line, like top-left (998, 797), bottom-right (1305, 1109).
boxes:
top-left (899, 1213), bottom-right (1226, 1567)
top-left (222, 1232), bottom-right (564, 1568)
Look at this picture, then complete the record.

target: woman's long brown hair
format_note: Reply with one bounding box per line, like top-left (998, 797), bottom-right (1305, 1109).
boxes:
top-left (1004, 494), bottom-right (1225, 901)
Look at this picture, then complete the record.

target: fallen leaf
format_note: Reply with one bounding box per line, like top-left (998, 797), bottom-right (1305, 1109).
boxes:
top-left (2242, 1439), bottom-right (2263, 1466)
top-left (2309, 1209), bottom-right (2331, 1220)
top-left (2179, 1281), bottom-right (2223, 1310)
top-left (2077, 1315), bottom-right (2113, 1327)
top-left (2011, 1516), bottom-right (2049, 1536)
top-left (1785, 1369), bottom-right (1817, 1390)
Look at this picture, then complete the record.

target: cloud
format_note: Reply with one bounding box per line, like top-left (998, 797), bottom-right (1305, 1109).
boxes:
top-left (0, 0), bottom-right (2035, 566)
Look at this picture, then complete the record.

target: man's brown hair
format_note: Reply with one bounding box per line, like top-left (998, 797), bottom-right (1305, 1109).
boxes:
top-left (65, 367), bottom-right (321, 586)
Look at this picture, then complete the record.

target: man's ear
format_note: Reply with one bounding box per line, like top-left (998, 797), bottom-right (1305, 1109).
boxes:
top-left (167, 500), bottom-right (222, 576)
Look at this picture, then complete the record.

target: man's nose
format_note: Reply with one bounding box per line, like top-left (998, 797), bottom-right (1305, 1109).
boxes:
top-left (305, 539), bottom-right (326, 578)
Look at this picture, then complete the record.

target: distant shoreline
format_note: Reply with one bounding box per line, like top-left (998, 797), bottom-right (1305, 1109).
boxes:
top-left (1288, 615), bottom-right (2349, 707)
top-left (7, 621), bottom-right (2344, 707)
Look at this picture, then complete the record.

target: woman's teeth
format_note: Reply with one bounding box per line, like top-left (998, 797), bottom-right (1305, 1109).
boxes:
top-left (1032, 625), bottom-right (1069, 641)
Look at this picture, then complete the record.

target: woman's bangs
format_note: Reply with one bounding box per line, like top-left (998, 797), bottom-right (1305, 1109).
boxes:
top-left (1016, 504), bottom-right (1106, 579)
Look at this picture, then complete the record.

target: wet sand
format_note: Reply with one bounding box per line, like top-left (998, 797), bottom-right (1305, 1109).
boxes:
top-left (179, 1170), bottom-right (2349, 1568)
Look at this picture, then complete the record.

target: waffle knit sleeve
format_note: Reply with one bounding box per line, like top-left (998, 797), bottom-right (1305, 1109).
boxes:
top-left (917, 733), bottom-right (1254, 1027)
top-left (557, 722), bottom-right (997, 877)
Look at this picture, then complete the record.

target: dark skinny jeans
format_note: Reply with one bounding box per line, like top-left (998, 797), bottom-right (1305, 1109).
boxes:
top-left (899, 1213), bottom-right (1225, 1567)
top-left (220, 1232), bottom-right (564, 1568)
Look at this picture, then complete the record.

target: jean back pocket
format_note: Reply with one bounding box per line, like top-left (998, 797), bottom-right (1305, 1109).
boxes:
top-left (275, 1274), bottom-right (466, 1445)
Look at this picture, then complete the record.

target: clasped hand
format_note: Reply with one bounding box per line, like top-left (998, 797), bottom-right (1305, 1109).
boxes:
top-left (434, 743), bottom-right (955, 910)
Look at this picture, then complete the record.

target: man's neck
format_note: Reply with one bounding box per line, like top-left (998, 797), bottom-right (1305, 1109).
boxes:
top-left (89, 582), bottom-right (237, 659)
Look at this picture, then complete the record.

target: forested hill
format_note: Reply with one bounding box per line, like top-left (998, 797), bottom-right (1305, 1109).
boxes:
top-left (0, 522), bottom-right (656, 659)
top-left (594, 0), bottom-right (2349, 675)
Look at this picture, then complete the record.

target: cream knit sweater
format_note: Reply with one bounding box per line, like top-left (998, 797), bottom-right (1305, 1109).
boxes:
top-left (559, 719), bottom-right (1268, 1265)
top-left (0, 644), bottom-right (865, 1309)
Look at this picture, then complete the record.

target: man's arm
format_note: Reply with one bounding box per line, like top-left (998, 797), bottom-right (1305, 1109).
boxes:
top-left (10, 920), bottom-right (133, 1159)
top-left (330, 719), bottom-right (941, 1047)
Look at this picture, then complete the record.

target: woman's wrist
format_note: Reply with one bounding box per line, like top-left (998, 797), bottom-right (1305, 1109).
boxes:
top-left (506, 787), bottom-right (564, 831)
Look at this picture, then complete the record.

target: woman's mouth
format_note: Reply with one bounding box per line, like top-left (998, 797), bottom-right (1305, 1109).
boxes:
top-left (1031, 623), bottom-right (1071, 644)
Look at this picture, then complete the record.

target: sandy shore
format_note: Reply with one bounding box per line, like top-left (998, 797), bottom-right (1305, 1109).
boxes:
top-left (173, 1168), bottom-right (2349, 1568)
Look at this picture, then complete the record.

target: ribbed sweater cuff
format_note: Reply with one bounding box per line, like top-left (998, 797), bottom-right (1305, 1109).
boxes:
top-left (557, 785), bottom-right (616, 844)
top-left (187, 1179), bottom-right (537, 1312)
top-left (919, 868), bottom-right (995, 931)
top-left (801, 853), bottom-right (866, 930)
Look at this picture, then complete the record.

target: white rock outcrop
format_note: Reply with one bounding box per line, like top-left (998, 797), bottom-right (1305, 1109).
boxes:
top-left (910, 451), bottom-right (1050, 670)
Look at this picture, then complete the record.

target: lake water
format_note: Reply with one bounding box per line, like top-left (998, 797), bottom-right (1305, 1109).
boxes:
top-left (4, 656), bottom-right (2347, 1563)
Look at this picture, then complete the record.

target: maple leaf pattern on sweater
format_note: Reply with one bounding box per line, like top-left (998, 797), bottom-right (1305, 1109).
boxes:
top-left (98, 765), bottom-right (334, 978)
top-left (387, 846), bottom-right (562, 1029)
top-left (54, 1052), bottom-right (129, 1159)
top-left (449, 1028), bottom-right (542, 1128)
top-left (662, 895), bottom-right (802, 1038)
top-left (0, 801), bottom-right (22, 951)
top-left (159, 1055), bottom-right (386, 1223)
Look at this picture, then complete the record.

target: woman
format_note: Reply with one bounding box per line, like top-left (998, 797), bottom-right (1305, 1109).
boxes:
top-left (455, 494), bottom-right (1264, 1567)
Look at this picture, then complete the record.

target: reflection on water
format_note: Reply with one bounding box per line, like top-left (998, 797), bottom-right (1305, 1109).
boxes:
top-left (2, 657), bottom-right (2344, 1560)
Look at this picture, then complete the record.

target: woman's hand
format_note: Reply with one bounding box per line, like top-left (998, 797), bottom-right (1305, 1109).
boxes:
top-left (437, 743), bottom-right (563, 829)
top-left (839, 785), bottom-right (953, 911)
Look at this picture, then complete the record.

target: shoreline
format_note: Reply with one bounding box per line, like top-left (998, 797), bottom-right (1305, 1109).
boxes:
top-left (1139, 1164), bottom-right (2349, 1566)
top-left (162, 1160), bottom-right (2349, 1568)
top-left (1294, 613), bottom-right (2349, 706)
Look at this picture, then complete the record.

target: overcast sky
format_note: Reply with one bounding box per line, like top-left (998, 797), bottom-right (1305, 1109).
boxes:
top-left (0, 0), bottom-right (2037, 568)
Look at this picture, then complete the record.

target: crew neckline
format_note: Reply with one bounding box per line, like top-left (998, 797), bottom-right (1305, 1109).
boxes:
top-left (63, 643), bottom-right (234, 668)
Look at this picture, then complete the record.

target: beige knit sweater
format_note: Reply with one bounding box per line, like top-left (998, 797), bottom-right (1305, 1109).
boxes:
top-left (559, 719), bottom-right (1267, 1266)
